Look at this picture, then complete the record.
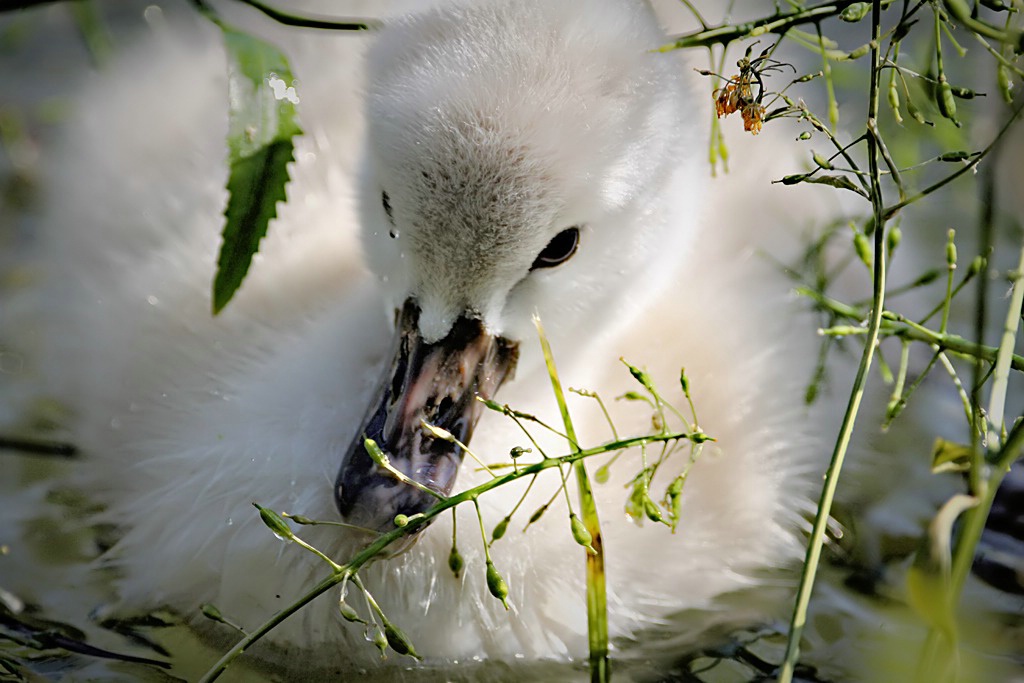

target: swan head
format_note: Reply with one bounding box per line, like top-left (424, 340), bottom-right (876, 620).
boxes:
top-left (336, 0), bottom-right (696, 532)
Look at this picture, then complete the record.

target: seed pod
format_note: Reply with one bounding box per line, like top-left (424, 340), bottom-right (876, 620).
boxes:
top-left (797, 130), bottom-right (812, 141)
top-left (485, 560), bottom-right (510, 609)
top-left (906, 99), bottom-right (932, 126)
top-left (968, 256), bottom-right (986, 276)
top-left (287, 514), bottom-right (315, 525)
top-left (569, 513), bottom-right (596, 554)
top-left (370, 626), bottom-right (388, 658)
top-left (509, 446), bottom-right (529, 458)
top-left (679, 368), bottom-right (690, 396)
top-left (812, 151), bottom-right (833, 170)
top-left (384, 622), bottom-right (420, 658)
top-left (936, 77), bottom-right (960, 127)
top-left (887, 226), bottom-right (902, 257)
top-left (950, 86), bottom-right (977, 100)
top-left (840, 2), bottom-right (870, 21)
top-left (339, 598), bottom-right (364, 624)
top-left (888, 78), bottom-right (902, 124)
top-left (938, 151), bottom-right (970, 162)
top-left (528, 504), bottom-right (548, 525)
top-left (853, 231), bottom-right (873, 269)
top-left (201, 603), bottom-right (225, 622)
top-left (594, 464), bottom-right (611, 484)
top-left (254, 504), bottom-right (293, 542)
top-left (644, 498), bottom-right (665, 524)
top-left (491, 516), bottom-right (510, 541)
top-left (363, 437), bottom-right (389, 467)
top-left (447, 544), bottom-right (464, 578)
top-left (998, 65), bottom-right (1013, 105)
top-left (946, 232), bottom-right (957, 268)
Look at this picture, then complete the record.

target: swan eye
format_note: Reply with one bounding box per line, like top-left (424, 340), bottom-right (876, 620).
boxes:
top-left (382, 191), bottom-right (394, 223)
top-left (530, 227), bottom-right (580, 271)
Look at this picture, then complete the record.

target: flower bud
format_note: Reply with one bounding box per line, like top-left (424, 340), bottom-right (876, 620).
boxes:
top-left (569, 513), bottom-right (596, 555)
top-left (491, 516), bottom-right (510, 541)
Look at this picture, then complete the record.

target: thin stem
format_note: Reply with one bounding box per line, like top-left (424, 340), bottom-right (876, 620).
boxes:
top-left (779, 2), bottom-right (887, 679)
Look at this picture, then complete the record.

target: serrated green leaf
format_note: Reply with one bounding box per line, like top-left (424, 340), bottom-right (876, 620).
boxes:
top-left (212, 28), bottom-right (303, 314)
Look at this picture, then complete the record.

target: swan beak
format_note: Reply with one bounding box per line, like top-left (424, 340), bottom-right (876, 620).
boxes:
top-left (334, 299), bottom-right (519, 533)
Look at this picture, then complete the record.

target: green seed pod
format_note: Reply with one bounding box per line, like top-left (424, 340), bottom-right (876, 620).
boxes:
top-left (906, 99), bottom-right (932, 126)
top-left (846, 43), bottom-right (871, 60)
top-left (287, 514), bottom-right (315, 525)
top-left (491, 516), bottom-right (510, 542)
top-left (936, 78), bottom-right (960, 127)
top-left (201, 603), bottom-right (225, 622)
top-left (447, 544), bottom-right (464, 579)
top-left (384, 622), bottom-right (420, 658)
top-left (938, 151), bottom-right (970, 162)
top-left (797, 130), bottom-right (812, 141)
top-left (371, 626), bottom-right (388, 658)
top-left (946, 232), bottom-right (957, 268)
top-left (622, 360), bottom-right (655, 393)
top-left (812, 151), bottom-right (833, 170)
top-left (888, 78), bottom-right (902, 124)
top-left (968, 255), bottom-right (986, 276)
top-left (781, 173), bottom-right (807, 185)
top-left (509, 446), bottom-right (529, 458)
top-left (950, 86), bottom-right (977, 100)
top-left (528, 504), bottom-right (548, 525)
top-left (679, 367), bottom-right (690, 396)
top-left (594, 464), bottom-right (610, 484)
top-left (690, 431), bottom-right (712, 444)
top-left (485, 560), bottom-right (510, 609)
top-left (339, 598), bottom-right (364, 624)
top-left (254, 504), bottom-right (293, 542)
top-left (853, 231), bottom-right (872, 269)
top-left (913, 269), bottom-right (941, 286)
top-left (569, 513), bottom-right (595, 554)
top-left (887, 226), bottom-right (902, 257)
top-left (997, 65), bottom-right (1014, 105)
top-left (840, 2), bottom-right (870, 21)
top-left (363, 437), bottom-right (389, 467)
top-left (644, 498), bottom-right (665, 524)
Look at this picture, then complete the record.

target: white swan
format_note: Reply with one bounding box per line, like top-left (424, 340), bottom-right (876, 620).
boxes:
top-left (3, 0), bottom-right (832, 675)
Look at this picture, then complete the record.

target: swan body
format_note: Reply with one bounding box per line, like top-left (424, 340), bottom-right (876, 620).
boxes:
top-left (3, 0), bottom-right (833, 674)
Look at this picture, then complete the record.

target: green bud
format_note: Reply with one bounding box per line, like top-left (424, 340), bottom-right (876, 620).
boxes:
top-left (254, 503), bottom-right (293, 542)
top-left (622, 359), bottom-right (655, 393)
top-left (448, 544), bottom-right (464, 579)
top-left (781, 173), bottom-right (808, 185)
top-left (913, 269), bottom-right (942, 287)
top-left (485, 560), bottom-right (510, 609)
top-left (569, 513), bottom-right (596, 555)
top-left (840, 2), bottom-right (870, 21)
top-left (394, 514), bottom-right (409, 528)
top-left (286, 514), bottom-right (315, 525)
top-left (339, 598), bottom-right (364, 624)
top-left (491, 516), bottom-right (510, 542)
top-left (509, 446), bottom-right (530, 458)
top-left (797, 131), bottom-right (812, 141)
top-left (384, 621), bottom-right (420, 659)
top-left (594, 464), bottom-right (611, 484)
top-left (478, 397), bottom-right (504, 412)
top-left (620, 391), bottom-right (648, 402)
top-left (679, 367), bottom-right (690, 396)
top-left (946, 230), bottom-right (957, 268)
top-left (421, 422), bottom-right (455, 441)
top-left (690, 431), bottom-right (713, 444)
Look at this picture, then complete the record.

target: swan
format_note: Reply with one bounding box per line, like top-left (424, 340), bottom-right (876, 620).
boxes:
top-left (1, 0), bottom-right (833, 676)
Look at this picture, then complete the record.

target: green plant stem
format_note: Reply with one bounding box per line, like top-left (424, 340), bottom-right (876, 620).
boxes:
top-left (779, 2), bottom-right (887, 679)
top-left (534, 317), bottom-right (609, 683)
top-left (985, 242), bottom-right (1024, 443)
top-left (198, 430), bottom-right (686, 681)
top-left (231, 0), bottom-right (380, 30)
top-left (660, 0), bottom-right (868, 51)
